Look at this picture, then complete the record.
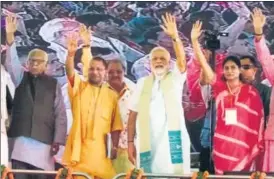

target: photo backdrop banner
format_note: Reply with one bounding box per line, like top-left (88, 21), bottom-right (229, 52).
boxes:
top-left (1, 2), bottom-right (274, 159)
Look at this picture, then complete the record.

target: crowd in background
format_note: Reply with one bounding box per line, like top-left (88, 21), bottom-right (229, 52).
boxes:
top-left (1, 2), bottom-right (274, 178)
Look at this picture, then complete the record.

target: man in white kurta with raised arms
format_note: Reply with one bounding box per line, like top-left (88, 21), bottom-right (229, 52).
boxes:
top-left (127, 13), bottom-right (191, 175)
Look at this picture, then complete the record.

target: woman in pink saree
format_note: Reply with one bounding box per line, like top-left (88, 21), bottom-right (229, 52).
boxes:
top-left (191, 20), bottom-right (264, 174)
top-left (253, 7), bottom-right (274, 172)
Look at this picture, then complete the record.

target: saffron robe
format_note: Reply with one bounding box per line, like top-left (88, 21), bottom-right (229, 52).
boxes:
top-left (62, 74), bottom-right (123, 179)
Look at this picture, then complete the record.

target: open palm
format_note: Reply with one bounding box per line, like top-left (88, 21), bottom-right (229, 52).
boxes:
top-left (66, 33), bottom-right (78, 54)
top-left (191, 20), bottom-right (203, 41)
top-left (160, 13), bottom-right (178, 39)
top-left (251, 8), bottom-right (266, 30)
top-left (5, 15), bottom-right (17, 34)
top-left (79, 24), bottom-right (92, 46)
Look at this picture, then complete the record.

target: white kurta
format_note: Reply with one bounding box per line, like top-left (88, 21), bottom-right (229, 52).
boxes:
top-left (129, 69), bottom-right (191, 174)
top-left (118, 78), bottom-right (136, 149)
top-left (1, 65), bottom-right (15, 166)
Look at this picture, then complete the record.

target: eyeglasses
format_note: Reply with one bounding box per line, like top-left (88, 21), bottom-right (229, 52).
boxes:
top-left (241, 64), bottom-right (254, 70)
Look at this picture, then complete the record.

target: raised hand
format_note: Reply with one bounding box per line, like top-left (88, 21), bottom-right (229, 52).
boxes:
top-left (5, 15), bottom-right (17, 34)
top-left (65, 32), bottom-right (78, 78)
top-left (251, 8), bottom-right (266, 34)
top-left (5, 15), bottom-right (17, 45)
top-left (79, 24), bottom-right (92, 46)
top-left (160, 13), bottom-right (179, 39)
top-left (191, 20), bottom-right (203, 42)
top-left (66, 32), bottom-right (78, 55)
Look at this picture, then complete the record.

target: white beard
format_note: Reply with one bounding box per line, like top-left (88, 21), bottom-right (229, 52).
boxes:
top-left (154, 68), bottom-right (166, 75)
top-left (153, 68), bottom-right (167, 79)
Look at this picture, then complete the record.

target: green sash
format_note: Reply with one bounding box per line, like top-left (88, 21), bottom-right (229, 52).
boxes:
top-left (137, 72), bottom-right (184, 173)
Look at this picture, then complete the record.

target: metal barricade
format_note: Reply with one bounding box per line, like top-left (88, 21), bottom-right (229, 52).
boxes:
top-left (8, 169), bottom-right (92, 179)
top-left (113, 173), bottom-right (274, 179)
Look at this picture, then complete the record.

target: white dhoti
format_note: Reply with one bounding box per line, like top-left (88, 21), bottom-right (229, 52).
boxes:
top-left (132, 71), bottom-right (191, 175)
top-left (149, 80), bottom-right (191, 174)
top-left (1, 119), bottom-right (9, 166)
top-left (1, 65), bottom-right (14, 166)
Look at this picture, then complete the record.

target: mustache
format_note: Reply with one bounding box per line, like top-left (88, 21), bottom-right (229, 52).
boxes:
top-left (109, 76), bottom-right (121, 80)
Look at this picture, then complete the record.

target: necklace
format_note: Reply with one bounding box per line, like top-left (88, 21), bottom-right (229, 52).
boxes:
top-left (226, 81), bottom-right (242, 96)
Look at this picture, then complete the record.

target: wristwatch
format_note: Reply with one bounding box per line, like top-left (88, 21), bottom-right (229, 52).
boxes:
top-left (172, 37), bottom-right (180, 42)
top-left (82, 45), bottom-right (90, 48)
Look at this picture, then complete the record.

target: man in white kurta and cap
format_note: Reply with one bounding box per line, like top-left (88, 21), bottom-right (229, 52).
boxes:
top-left (127, 13), bottom-right (191, 174)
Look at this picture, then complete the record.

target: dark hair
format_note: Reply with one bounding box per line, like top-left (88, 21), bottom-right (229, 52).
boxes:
top-left (222, 55), bottom-right (241, 68)
top-left (107, 59), bottom-right (126, 72)
top-left (74, 47), bottom-right (113, 72)
top-left (221, 55), bottom-right (244, 82)
top-left (240, 55), bottom-right (260, 68)
top-left (92, 56), bottom-right (108, 69)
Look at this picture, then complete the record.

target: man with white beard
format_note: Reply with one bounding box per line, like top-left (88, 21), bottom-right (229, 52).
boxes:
top-left (127, 13), bottom-right (191, 174)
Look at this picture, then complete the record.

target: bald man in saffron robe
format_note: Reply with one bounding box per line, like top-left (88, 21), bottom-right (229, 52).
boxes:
top-left (62, 25), bottom-right (123, 179)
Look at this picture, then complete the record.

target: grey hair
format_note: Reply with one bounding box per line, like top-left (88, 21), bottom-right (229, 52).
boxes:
top-left (107, 59), bottom-right (127, 72)
top-left (149, 46), bottom-right (171, 60)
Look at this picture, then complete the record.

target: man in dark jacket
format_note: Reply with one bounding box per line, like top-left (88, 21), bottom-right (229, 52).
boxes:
top-left (5, 15), bottom-right (67, 179)
top-left (240, 55), bottom-right (271, 126)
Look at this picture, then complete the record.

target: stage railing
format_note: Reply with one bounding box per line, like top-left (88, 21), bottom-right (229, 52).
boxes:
top-left (8, 169), bottom-right (92, 179)
top-left (113, 173), bottom-right (274, 179)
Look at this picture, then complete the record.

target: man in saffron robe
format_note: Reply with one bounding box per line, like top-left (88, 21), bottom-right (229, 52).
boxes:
top-left (62, 25), bottom-right (123, 179)
top-left (127, 13), bottom-right (191, 174)
top-left (252, 7), bottom-right (274, 172)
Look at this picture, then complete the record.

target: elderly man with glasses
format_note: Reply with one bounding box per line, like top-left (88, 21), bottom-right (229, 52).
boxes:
top-left (4, 15), bottom-right (67, 179)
